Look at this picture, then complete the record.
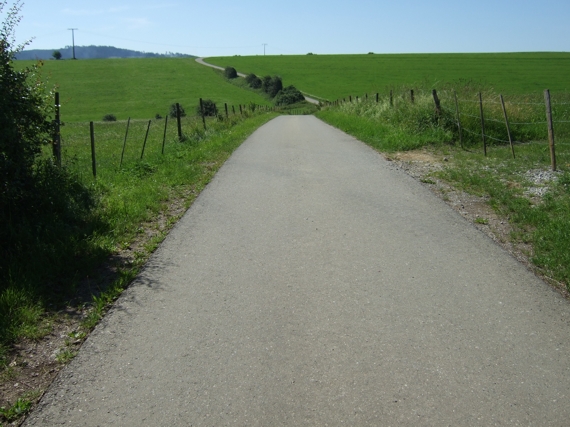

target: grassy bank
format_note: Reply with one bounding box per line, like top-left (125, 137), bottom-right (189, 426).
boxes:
top-left (206, 53), bottom-right (570, 100)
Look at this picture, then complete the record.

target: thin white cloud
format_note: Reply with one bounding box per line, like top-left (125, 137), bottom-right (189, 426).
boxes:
top-left (62, 8), bottom-right (105, 16)
top-left (142, 3), bottom-right (178, 10)
top-left (110, 6), bottom-right (130, 13)
top-left (62, 6), bottom-right (130, 16)
top-left (124, 18), bottom-right (153, 30)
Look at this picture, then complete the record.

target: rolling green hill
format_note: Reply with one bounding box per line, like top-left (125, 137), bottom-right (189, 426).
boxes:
top-left (16, 57), bottom-right (271, 122)
top-left (205, 53), bottom-right (570, 100)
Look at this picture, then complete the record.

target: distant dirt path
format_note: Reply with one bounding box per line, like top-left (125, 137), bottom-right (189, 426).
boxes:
top-left (26, 116), bottom-right (570, 426)
top-left (195, 57), bottom-right (320, 105)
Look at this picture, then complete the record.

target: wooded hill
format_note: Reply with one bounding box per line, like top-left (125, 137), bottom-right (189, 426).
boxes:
top-left (15, 45), bottom-right (194, 60)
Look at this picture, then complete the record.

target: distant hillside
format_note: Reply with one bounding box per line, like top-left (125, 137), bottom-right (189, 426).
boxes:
top-left (15, 45), bottom-right (194, 60)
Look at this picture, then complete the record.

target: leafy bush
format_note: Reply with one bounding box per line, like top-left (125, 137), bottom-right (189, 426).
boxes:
top-left (197, 99), bottom-right (217, 117)
top-left (274, 85), bottom-right (305, 106)
top-left (0, 0), bottom-right (96, 296)
top-left (169, 103), bottom-right (186, 118)
top-left (261, 75), bottom-right (283, 98)
top-left (103, 113), bottom-right (117, 121)
top-left (245, 73), bottom-right (262, 89)
top-left (224, 66), bottom-right (238, 79)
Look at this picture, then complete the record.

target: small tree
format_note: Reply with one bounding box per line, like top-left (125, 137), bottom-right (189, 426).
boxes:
top-left (274, 85), bottom-right (305, 106)
top-left (262, 75), bottom-right (283, 98)
top-left (224, 66), bottom-right (237, 79)
top-left (246, 73), bottom-right (262, 89)
top-left (0, 0), bottom-right (94, 288)
top-left (168, 103), bottom-right (186, 118)
top-left (52, 50), bottom-right (62, 60)
top-left (197, 99), bottom-right (217, 117)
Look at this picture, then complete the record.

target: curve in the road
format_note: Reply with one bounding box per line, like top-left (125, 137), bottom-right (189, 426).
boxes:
top-left (195, 57), bottom-right (320, 105)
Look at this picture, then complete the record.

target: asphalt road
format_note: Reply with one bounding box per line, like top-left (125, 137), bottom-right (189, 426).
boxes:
top-left (25, 116), bottom-right (570, 426)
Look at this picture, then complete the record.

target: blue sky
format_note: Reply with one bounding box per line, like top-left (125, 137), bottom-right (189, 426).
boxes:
top-left (5, 0), bottom-right (570, 57)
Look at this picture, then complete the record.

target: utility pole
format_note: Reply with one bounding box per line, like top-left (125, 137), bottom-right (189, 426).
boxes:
top-left (262, 43), bottom-right (267, 56)
top-left (68, 28), bottom-right (78, 59)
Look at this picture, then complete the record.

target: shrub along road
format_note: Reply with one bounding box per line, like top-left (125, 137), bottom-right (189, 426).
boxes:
top-left (25, 116), bottom-right (570, 426)
top-left (195, 57), bottom-right (320, 105)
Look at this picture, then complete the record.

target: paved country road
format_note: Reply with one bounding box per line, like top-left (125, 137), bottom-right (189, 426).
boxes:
top-left (25, 116), bottom-right (570, 426)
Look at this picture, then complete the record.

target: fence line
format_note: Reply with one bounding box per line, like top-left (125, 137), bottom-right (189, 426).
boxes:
top-left (325, 88), bottom-right (570, 171)
top-left (54, 98), bottom-right (312, 178)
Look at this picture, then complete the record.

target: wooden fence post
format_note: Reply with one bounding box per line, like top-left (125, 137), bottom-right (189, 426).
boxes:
top-left (120, 117), bottom-right (130, 168)
top-left (53, 92), bottom-right (61, 166)
top-left (410, 89), bottom-right (415, 104)
top-left (432, 89), bottom-right (441, 118)
top-left (376, 93), bottom-right (379, 103)
top-left (140, 120), bottom-right (151, 159)
top-left (544, 89), bottom-right (557, 171)
top-left (239, 104), bottom-right (243, 115)
top-left (200, 98), bottom-right (206, 131)
top-left (499, 95), bottom-right (515, 159)
top-left (454, 91), bottom-right (463, 148)
top-left (390, 90), bottom-right (393, 107)
top-left (225, 103), bottom-right (228, 119)
top-left (232, 105), bottom-right (236, 115)
top-left (478, 93), bottom-right (487, 156)
top-left (349, 95), bottom-right (352, 103)
top-left (162, 116), bottom-right (168, 154)
top-left (176, 103), bottom-right (182, 140)
top-left (90, 121), bottom-right (96, 178)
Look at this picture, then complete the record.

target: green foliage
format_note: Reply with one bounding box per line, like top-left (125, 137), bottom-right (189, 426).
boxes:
top-left (224, 66), bottom-right (237, 79)
top-left (52, 50), bottom-right (61, 60)
top-left (261, 75), bottom-right (283, 98)
top-left (0, 0), bottom-right (98, 354)
top-left (169, 103), bottom-right (186, 118)
top-left (103, 113), bottom-right (117, 121)
top-left (0, 397), bottom-right (32, 422)
top-left (274, 85), bottom-right (305, 106)
top-left (197, 99), bottom-right (217, 116)
top-left (245, 73), bottom-right (262, 89)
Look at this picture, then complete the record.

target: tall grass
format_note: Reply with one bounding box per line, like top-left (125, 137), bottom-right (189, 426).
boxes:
top-left (316, 85), bottom-right (570, 152)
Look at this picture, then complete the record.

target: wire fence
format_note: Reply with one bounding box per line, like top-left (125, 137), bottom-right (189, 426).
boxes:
top-left (322, 87), bottom-right (570, 170)
top-left (51, 96), bottom-right (313, 179)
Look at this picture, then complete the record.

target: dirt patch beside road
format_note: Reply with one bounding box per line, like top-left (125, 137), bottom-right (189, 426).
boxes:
top-left (385, 148), bottom-right (569, 299)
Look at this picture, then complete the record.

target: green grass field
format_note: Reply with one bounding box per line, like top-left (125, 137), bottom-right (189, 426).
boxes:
top-left (206, 53), bottom-right (570, 100)
top-left (16, 57), bottom-right (272, 122)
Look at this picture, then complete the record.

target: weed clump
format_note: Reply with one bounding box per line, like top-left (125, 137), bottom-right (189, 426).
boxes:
top-left (103, 113), bottom-right (117, 121)
top-left (169, 103), bottom-right (186, 118)
top-left (197, 99), bottom-right (217, 117)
